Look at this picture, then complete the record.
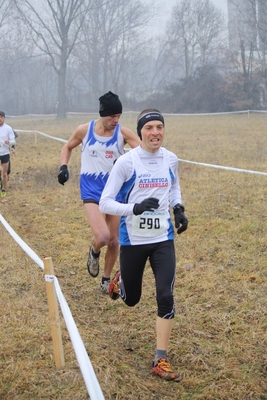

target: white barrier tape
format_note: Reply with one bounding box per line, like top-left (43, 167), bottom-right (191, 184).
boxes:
top-left (0, 214), bottom-right (44, 269)
top-left (15, 129), bottom-right (67, 144)
top-left (0, 213), bottom-right (105, 400)
top-left (7, 114), bottom-right (57, 118)
top-left (6, 109), bottom-right (267, 118)
top-left (165, 110), bottom-right (250, 116)
top-left (179, 159), bottom-right (267, 176)
top-left (13, 129), bottom-right (36, 133)
top-left (14, 130), bottom-right (267, 177)
top-left (36, 130), bottom-right (67, 143)
top-left (53, 277), bottom-right (105, 400)
top-left (45, 274), bottom-right (54, 283)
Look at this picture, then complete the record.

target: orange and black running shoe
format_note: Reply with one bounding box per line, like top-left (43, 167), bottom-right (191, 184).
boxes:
top-left (152, 358), bottom-right (182, 382)
top-left (109, 270), bottom-right (120, 300)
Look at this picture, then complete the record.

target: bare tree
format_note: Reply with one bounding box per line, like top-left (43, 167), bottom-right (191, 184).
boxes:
top-left (228, 0), bottom-right (267, 76)
top-left (0, 0), bottom-right (12, 31)
top-left (165, 0), bottom-right (225, 80)
top-left (72, 0), bottom-right (154, 104)
top-left (227, 0), bottom-right (267, 108)
top-left (13, 0), bottom-right (97, 118)
top-left (0, 2), bottom-right (40, 114)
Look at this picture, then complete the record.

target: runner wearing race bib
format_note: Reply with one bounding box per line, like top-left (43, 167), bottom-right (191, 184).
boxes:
top-left (99, 109), bottom-right (188, 382)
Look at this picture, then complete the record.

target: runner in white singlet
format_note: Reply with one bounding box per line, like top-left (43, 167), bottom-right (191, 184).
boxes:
top-left (58, 92), bottom-right (140, 293)
top-left (0, 111), bottom-right (16, 198)
top-left (100, 109), bottom-right (188, 382)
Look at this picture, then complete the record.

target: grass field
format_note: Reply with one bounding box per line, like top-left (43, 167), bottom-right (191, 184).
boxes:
top-left (0, 112), bottom-right (267, 399)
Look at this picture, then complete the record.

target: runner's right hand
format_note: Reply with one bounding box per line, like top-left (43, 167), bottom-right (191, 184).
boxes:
top-left (58, 165), bottom-right (69, 185)
top-left (133, 198), bottom-right (159, 215)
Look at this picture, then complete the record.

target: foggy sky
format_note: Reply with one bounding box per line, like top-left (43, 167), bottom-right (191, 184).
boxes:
top-left (146, 0), bottom-right (228, 36)
top-left (155, 0), bottom-right (228, 15)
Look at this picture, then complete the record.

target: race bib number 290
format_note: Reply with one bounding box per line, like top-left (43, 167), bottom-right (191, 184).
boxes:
top-left (132, 211), bottom-right (168, 237)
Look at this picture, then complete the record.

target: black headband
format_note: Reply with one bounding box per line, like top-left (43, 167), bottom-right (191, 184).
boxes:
top-left (137, 112), bottom-right (165, 139)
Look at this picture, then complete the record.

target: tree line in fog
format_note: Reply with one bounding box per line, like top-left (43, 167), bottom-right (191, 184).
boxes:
top-left (0, 0), bottom-right (266, 117)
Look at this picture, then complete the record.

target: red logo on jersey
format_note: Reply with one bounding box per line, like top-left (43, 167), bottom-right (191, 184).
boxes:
top-left (105, 150), bottom-right (113, 159)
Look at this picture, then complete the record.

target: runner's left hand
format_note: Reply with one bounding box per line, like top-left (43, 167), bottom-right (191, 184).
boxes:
top-left (173, 204), bottom-right (188, 234)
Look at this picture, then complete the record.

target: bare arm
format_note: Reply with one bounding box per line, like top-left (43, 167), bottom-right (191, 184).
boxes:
top-left (120, 126), bottom-right (141, 149)
top-left (60, 123), bottom-right (89, 165)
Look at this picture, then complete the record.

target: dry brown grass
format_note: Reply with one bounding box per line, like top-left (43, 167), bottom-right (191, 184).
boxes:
top-left (0, 112), bottom-right (267, 400)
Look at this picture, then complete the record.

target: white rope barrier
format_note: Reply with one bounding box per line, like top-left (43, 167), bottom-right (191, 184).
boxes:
top-left (15, 129), bottom-right (267, 176)
top-left (164, 110), bottom-right (250, 116)
top-left (53, 276), bottom-right (105, 399)
top-left (0, 214), bottom-right (44, 269)
top-left (6, 109), bottom-right (267, 118)
top-left (36, 130), bottom-right (68, 143)
top-left (16, 129), bottom-right (68, 144)
top-left (0, 213), bottom-right (105, 400)
top-left (179, 159), bottom-right (267, 176)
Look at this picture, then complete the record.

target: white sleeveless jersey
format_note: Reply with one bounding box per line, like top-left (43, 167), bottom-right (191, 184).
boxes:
top-left (99, 146), bottom-right (182, 245)
top-left (0, 123), bottom-right (15, 156)
top-left (80, 120), bottom-right (125, 201)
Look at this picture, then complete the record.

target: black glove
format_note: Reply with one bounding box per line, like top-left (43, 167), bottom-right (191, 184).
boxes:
top-left (133, 198), bottom-right (159, 215)
top-left (58, 164), bottom-right (69, 185)
top-left (173, 203), bottom-right (188, 234)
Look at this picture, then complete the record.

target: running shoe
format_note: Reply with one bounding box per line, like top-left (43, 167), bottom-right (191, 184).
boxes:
top-left (100, 278), bottom-right (111, 294)
top-left (109, 270), bottom-right (120, 300)
top-left (1, 190), bottom-right (6, 198)
top-left (87, 246), bottom-right (100, 277)
top-left (152, 358), bottom-right (182, 382)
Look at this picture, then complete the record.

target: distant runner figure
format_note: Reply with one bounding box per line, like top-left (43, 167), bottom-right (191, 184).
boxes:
top-left (0, 111), bottom-right (16, 198)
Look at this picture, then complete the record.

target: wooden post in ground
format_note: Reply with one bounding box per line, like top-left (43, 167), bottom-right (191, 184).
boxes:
top-left (44, 257), bottom-right (65, 369)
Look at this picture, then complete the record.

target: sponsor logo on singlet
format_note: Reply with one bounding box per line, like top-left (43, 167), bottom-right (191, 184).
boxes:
top-left (105, 150), bottom-right (114, 159)
top-left (138, 177), bottom-right (168, 188)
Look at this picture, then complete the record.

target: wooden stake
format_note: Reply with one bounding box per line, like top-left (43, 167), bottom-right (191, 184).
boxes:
top-left (44, 257), bottom-right (65, 369)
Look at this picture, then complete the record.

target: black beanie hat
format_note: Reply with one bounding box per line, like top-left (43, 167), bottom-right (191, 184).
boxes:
top-left (0, 110), bottom-right (5, 117)
top-left (99, 91), bottom-right (122, 117)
